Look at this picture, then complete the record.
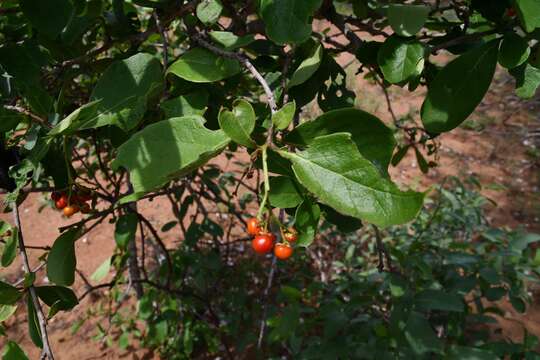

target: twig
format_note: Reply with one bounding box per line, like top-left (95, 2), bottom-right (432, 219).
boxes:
top-left (369, 66), bottom-right (398, 124)
top-left (257, 255), bottom-right (277, 349)
top-left (12, 203), bottom-right (55, 360)
top-left (125, 180), bottom-right (143, 299)
top-left (58, 208), bottom-right (114, 233)
top-left (373, 225), bottom-right (392, 273)
top-left (12, 262), bottom-right (46, 287)
top-left (61, 0), bottom-right (198, 67)
top-left (429, 29), bottom-right (499, 53)
top-left (192, 34), bottom-right (278, 114)
top-left (135, 211), bottom-right (173, 287)
top-left (3, 105), bottom-right (51, 129)
top-left (152, 11), bottom-right (169, 69)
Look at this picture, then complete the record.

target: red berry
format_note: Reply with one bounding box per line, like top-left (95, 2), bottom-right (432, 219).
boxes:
top-left (506, 7), bottom-right (516, 17)
top-left (63, 204), bottom-right (79, 217)
top-left (51, 191), bottom-right (62, 201)
top-left (274, 243), bottom-right (293, 260)
top-left (247, 217), bottom-right (261, 236)
top-left (252, 233), bottom-right (274, 254)
top-left (55, 196), bottom-right (68, 210)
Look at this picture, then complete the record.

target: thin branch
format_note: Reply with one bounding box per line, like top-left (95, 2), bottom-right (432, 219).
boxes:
top-left (369, 67), bottom-right (398, 124)
top-left (3, 105), bottom-right (52, 129)
top-left (12, 203), bottom-right (55, 360)
top-left (58, 208), bottom-right (114, 233)
top-left (373, 225), bottom-right (392, 273)
top-left (192, 34), bottom-right (278, 114)
top-left (136, 211), bottom-right (173, 287)
top-left (61, 0), bottom-right (198, 67)
top-left (429, 29), bottom-right (499, 53)
top-left (152, 11), bottom-right (169, 69)
top-left (257, 255), bottom-right (277, 349)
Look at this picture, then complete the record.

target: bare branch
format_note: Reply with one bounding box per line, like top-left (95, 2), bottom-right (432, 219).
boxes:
top-left (12, 203), bottom-right (55, 360)
top-left (192, 34), bottom-right (278, 114)
top-left (3, 105), bottom-right (52, 129)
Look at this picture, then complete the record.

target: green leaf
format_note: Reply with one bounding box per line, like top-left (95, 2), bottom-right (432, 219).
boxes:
top-left (115, 213), bottom-right (138, 250)
top-left (259, 0), bottom-right (322, 45)
top-left (479, 267), bottom-right (501, 284)
top-left (112, 116), bottom-right (230, 193)
top-left (0, 43), bottom-right (53, 116)
top-left (218, 99), bottom-right (256, 148)
top-left (268, 176), bottom-right (303, 208)
top-left (118, 333), bottom-right (130, 350)
top-left (387, 4), bottom-right (430, 37)
top-left (1, 229), bottom-right (18, 267)
top-left (510, 295), bottom-right (526, 313)
top-left (415, 290), bottom-right (464, 312)
top-left (294, 199), bottom-right (320, 247)
top-left (196, 0), bottom-right (223, 24)
top-left (86, 53), bottom-right (164, 131)
top-left (391, 145), bottom-right (410, 167)
top-left (167, 48), bottom-right (241, 83)
top-left (23, 273), bottom-right (35, 289)
top-left (20, 0), bottom-right (73, 38)
top-left (0, 304), bottom-right (17, 322)
top-left (285, 108), bottom-right (396, 173)
top-left (0, 108), bottom-right (24, 133)
top-left (90, 258), bottom-right (111, 282)
top-left (161, 91), bottom-right (208, 118)
top-left (47, 228), bottom-right (80, 286)
top-left (47, 100), bottom-right (102, 136)
top-left (279, 133), bottom-right (424, 227)
top-left (27, 297), bottom-right (42, 348)
top-left (35, 286), bottom-right (78, 313)
top-left (378, 36), bottom-right (425, 84)
top-left (499, 33), bottom-right (530, 69)
top-left (510, 63), bottom-right (540, 98)
top-left (0, 281), bottom-right (21, 305)
top-left (2, 341), bottom-right (29, 360)
top-left (208, 31), bottom-right (256, 50)
top-left (446, 346), bottom-right (497, 360)
top-left (414, 147), bottom-right (429, 174)
top-left (404, 312), bottom-right (443, 355)
top-left (320, 204), bottom-right (362, 233)
top-left (272, 101), bottom-right (296, 130)
top-left (421, 40), bottom-right (499, 133)
top-left (288, 43), bottom-right (324, 88)
top-left (515, 0), bottom-right (540, 32)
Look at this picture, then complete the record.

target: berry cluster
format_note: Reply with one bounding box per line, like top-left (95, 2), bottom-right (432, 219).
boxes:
top-left (247, 218), bottom-right (297, 260)
top-left (51, 189), bottom-right (93, 217)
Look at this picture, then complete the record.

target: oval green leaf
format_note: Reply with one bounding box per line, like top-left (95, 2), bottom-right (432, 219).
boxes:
top-left (387, 4), bottom-right (430, 37)
top-left (421, 40), bottom-right (499, 134)
top-left (196, 0), bottom-right (223, 25)
top-left (115, 213), bottom-right (139, 250)
top-left (378, 36), bottom-right (425, 84)
top-left (279, 133), bottom-right (425, 228)
top-left (46, 228), bottom-right (80, 286)
top-left (294, 199), bottom-right (321, 247)
top-left (0, 281), bottom-right (21, 305)
top-left (218, 99), bottom-right (256, 148)
top-left (112, 116), bottom-right (230, 193)
top-left (499, 33), bottom-right (530, 69)
top-left (259, 0), bottom-right (322, 45)
top-left (167, 48), bottom-right (241, 83)
top-left (288, 43), bottom-right (324, 88)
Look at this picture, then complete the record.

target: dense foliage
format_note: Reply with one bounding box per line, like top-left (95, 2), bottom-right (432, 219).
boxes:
top-left (1, 0), bottom-right (540, 358)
